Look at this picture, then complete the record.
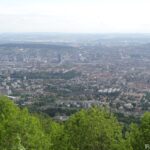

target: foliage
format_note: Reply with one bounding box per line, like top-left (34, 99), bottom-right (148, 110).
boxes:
top-left (64, 107), bottom-right (127, 150)
top-left (0, 96), bottom-right (149, 150)
top-left (126, 112), bottom-right (150, 150)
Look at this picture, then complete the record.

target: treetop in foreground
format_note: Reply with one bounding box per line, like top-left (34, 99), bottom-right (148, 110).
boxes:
top-left (0, 96), bottom-right (149, 150)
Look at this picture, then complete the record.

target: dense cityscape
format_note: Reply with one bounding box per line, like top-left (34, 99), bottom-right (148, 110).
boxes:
top-left (0, 33), bottom-right (150, 119)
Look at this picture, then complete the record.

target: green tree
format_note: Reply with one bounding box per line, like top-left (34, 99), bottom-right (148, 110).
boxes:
top-left (126, 123), bottom-right (141, 150)
top-left (0, 96), bottom-right (52, 150)
top-left (126, 112), bottom-right (150, 150)
top-left (64, 107), bottom-right (128, 150)
top-left (0, 96), bottom-right (149, 150)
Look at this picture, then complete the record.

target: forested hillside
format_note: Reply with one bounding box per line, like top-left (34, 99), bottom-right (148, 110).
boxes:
top-left (0, 96), bottom-right (149, 150)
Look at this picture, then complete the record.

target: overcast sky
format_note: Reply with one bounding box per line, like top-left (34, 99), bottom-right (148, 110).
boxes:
top-left (0, 0), bottom-right (150, 33)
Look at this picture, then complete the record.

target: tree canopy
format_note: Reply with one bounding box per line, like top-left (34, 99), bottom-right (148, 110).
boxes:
top-left (0, 96), bottom-right (149, 150)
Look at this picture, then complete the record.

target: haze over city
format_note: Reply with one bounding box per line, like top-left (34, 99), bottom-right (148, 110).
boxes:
top-left (0, 0), bottom-right (150, 33)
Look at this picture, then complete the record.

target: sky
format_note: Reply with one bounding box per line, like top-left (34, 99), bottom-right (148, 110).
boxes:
top-left (0, 0), bottom-right (150, 33)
